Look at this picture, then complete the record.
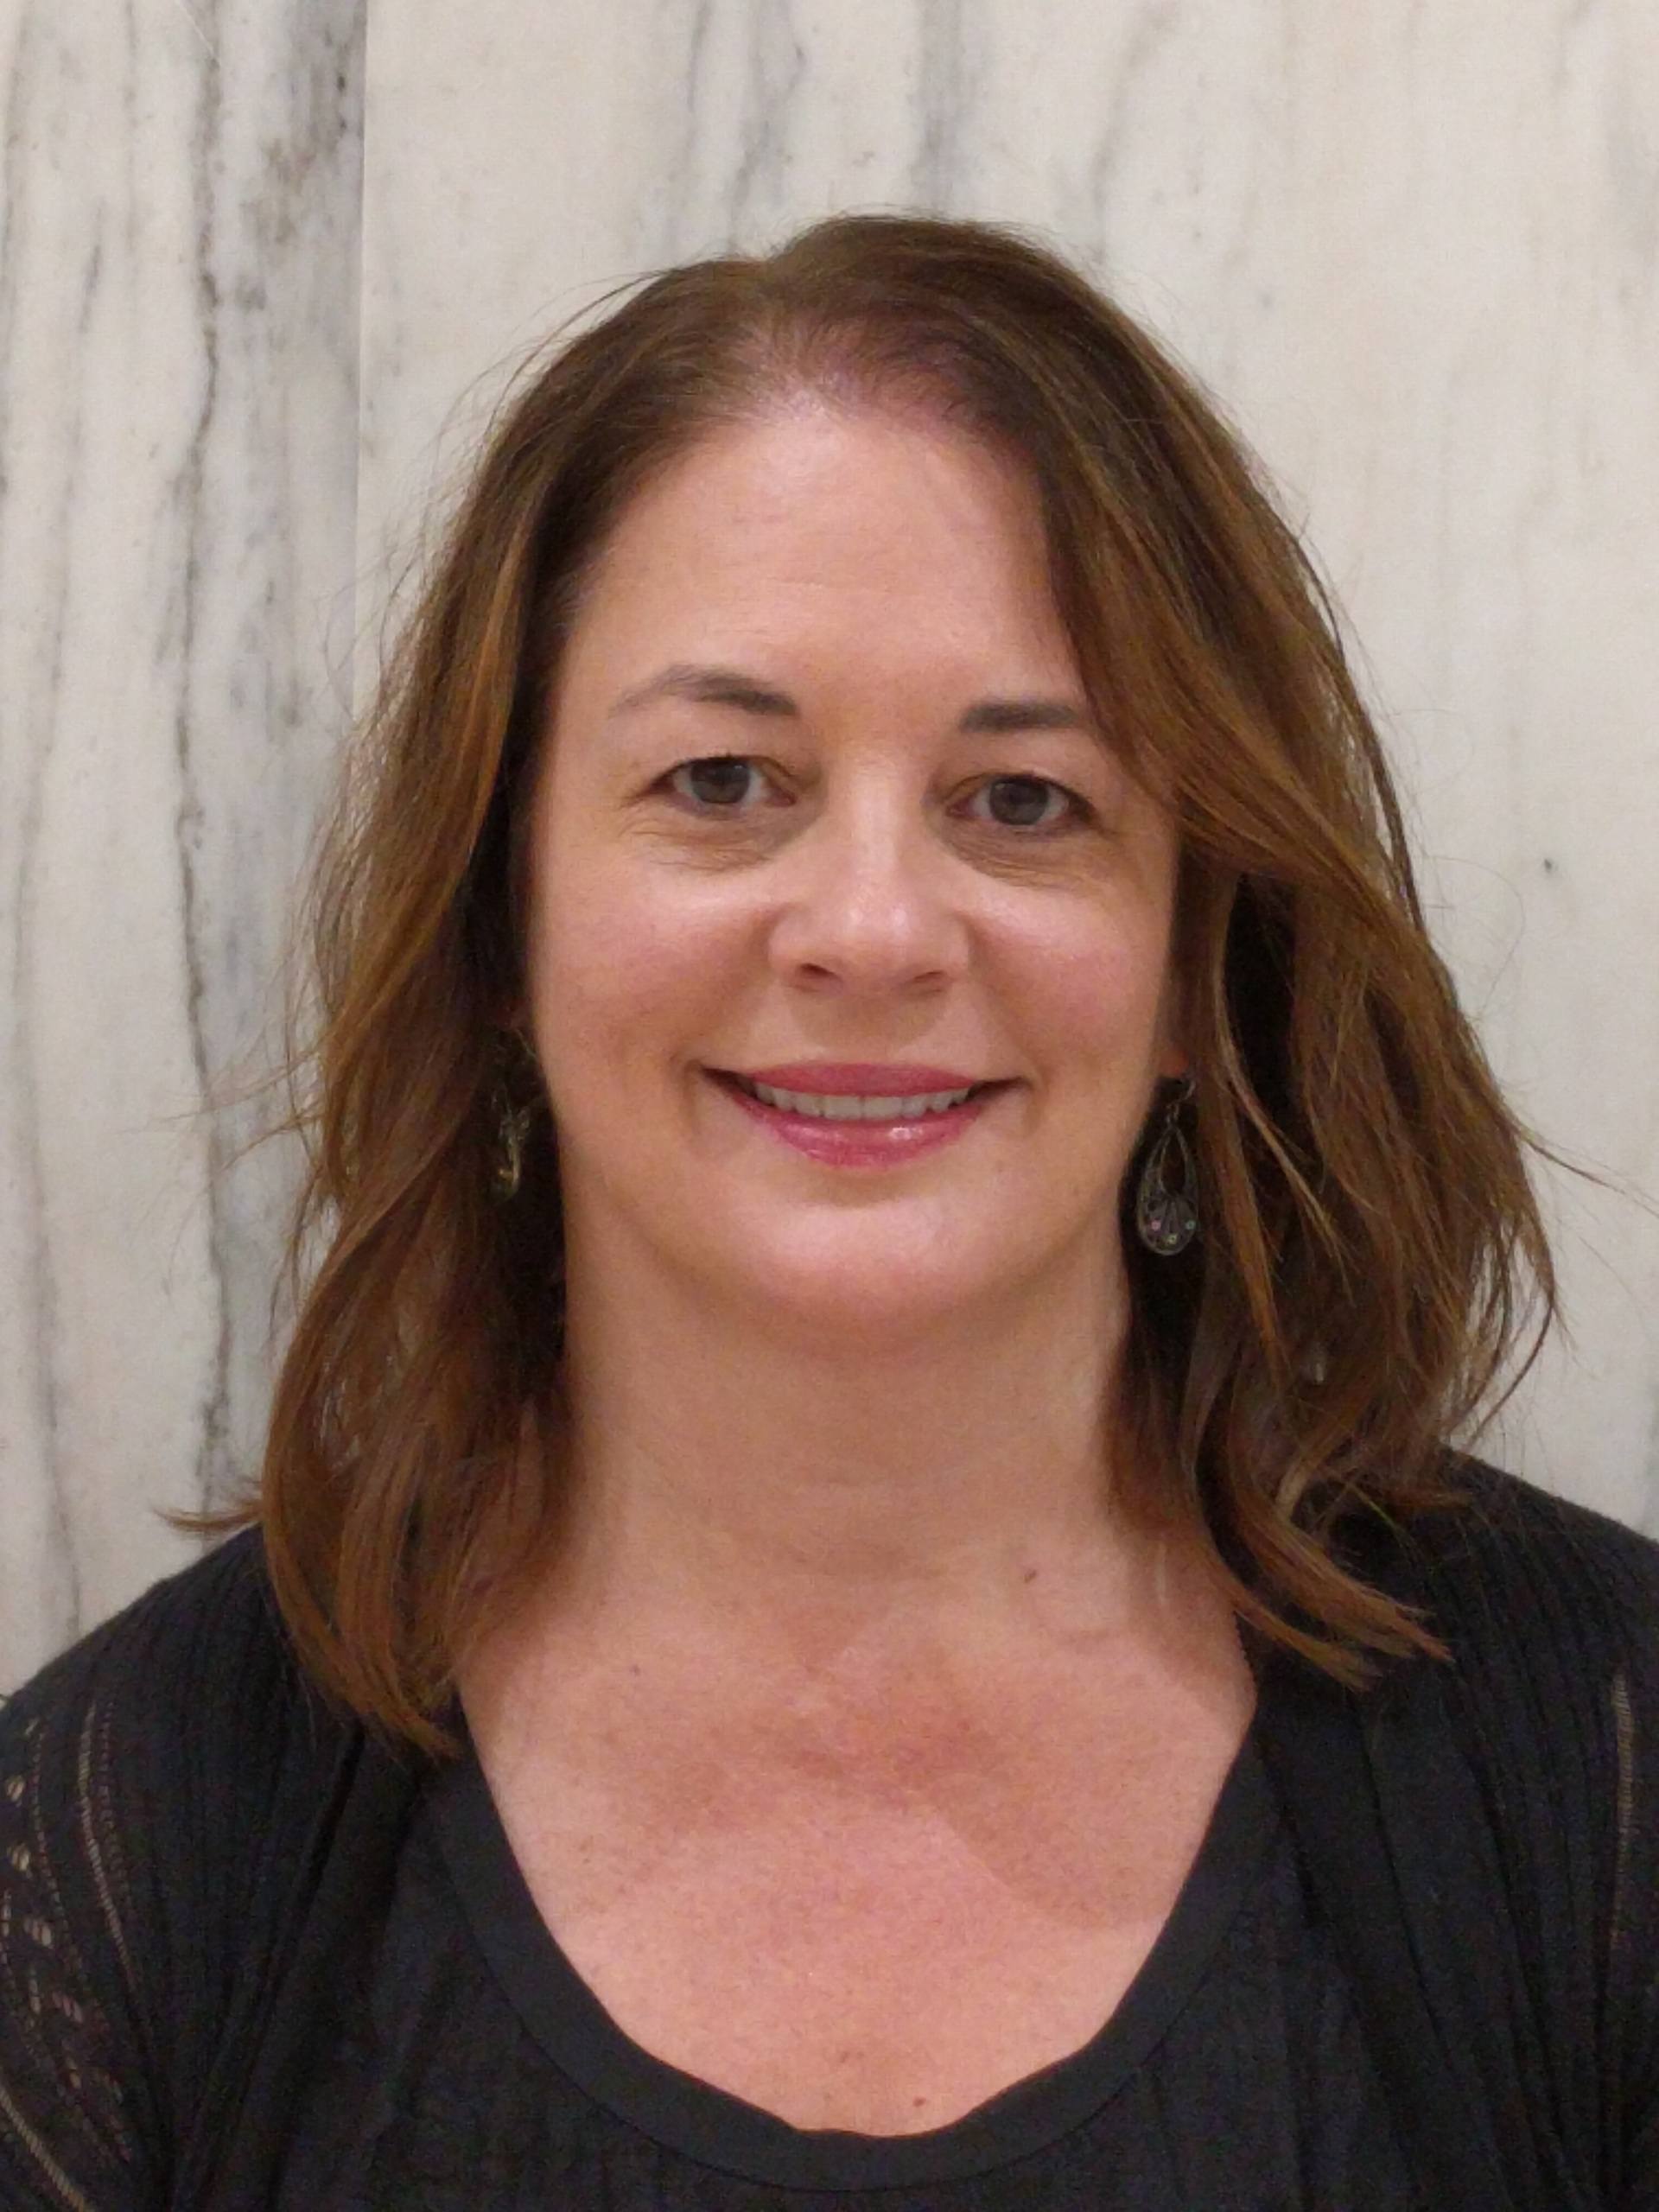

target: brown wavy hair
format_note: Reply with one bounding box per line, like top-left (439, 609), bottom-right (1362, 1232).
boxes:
top-left (170, 210), bottom-right (1589, 1762)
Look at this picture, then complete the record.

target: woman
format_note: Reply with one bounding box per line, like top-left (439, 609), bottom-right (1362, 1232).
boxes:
top-left (2, 212), bottom-right (1655, 2210)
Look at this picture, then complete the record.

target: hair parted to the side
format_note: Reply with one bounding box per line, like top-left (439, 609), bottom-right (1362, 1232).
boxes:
top-left (168, 209), bottom-right (1590, 1764)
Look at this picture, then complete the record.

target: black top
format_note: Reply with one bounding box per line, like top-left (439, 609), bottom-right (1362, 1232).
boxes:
top-left (268, 1691), bottom-right (1414, 2209)
top-left (4, 1453), bottom-right (1659, 2210)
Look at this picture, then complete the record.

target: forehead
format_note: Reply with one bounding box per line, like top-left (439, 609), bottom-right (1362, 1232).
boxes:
top-left (560, 403), bottom-right (1070, 676)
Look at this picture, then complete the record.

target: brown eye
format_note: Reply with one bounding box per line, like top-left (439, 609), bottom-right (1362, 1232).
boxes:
top-left (966, 777), bottom-right (1088, 834)
top-left (666, 757), bottom-right (770, 810)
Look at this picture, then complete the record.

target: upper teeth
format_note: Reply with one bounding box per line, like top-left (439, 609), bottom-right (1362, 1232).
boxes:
top-left (744, 1079), bottom-right (979, 1120)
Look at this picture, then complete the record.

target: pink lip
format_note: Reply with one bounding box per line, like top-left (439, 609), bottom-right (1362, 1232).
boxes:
top-left (726, 1063), bottom-right (992, 1096)
top-left (709, 1069), bottom-right (1004, 1167)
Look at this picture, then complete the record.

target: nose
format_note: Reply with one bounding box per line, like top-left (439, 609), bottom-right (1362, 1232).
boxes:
top-left (764, 776), bottom-right (971, 995)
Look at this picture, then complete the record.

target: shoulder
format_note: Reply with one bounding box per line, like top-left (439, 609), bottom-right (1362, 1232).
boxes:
top-left (1348, 1448), bottom-right (1659, 1665)
top-left (0, 1522), bottom-right (376, 1987)
top-left (1314, 1450), bottom-right (1659, 1822)
top-left (0, 1518), bottom-right (370, 1987)
top-left (1, 1522), bottom-right (348, 1799)
top-left (7, 1522), bottom-right (281, 1700)
top-left (1340, 1451), bottom-right (1659, 1865)
top-left (0, 1528), bottom-right (368, 2207)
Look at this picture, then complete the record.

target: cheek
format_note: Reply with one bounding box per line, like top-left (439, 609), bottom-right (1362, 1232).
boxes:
top-left (526, 868), bottom-right (727, 1073)
top-left (1011, 906), bottom-right (1173, 1055)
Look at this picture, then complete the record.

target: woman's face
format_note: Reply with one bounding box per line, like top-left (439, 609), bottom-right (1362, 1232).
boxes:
top-left (519, 398), bottom-right (1188, 1344)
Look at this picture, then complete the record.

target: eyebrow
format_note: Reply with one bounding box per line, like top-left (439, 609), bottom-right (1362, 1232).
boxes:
top-left (605, 662), bottom-right (1098, 738)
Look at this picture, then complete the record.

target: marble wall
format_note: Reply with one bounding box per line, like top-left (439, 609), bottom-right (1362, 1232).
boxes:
top-left (1, 0), bottom-right (365, 1684)
top-left (3, 0), bottom-right (1656, 1686)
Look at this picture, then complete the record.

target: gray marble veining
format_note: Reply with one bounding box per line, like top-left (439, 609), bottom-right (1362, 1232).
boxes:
top-left (0, 0), bottom-right (364, 1685)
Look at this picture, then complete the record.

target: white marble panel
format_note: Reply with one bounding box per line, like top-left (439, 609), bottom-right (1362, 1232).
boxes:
top-left (0, 0), bottom-right (364, 1684)
top-left (359, 0), bottom-right (1658, 1529)
top-left (9, 0), bottom-right (1653, 1683)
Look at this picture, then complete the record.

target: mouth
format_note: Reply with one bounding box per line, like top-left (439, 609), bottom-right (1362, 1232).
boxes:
top-left (708, 1070), bottom-right (1012, 1116)
top-left (701, 1065), bottom-right (1014, 1166)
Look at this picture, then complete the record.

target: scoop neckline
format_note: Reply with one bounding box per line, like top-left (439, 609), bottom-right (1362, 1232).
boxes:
top-left (426, 1680), bottom-right (1282, 2190)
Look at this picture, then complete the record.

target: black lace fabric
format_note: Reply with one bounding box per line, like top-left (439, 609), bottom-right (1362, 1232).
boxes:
top-left (0, 1678), bottom-right (156, 2209)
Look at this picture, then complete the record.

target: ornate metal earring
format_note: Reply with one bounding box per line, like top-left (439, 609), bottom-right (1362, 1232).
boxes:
top-left (1135, 1075), bottom-right (1200, 1256)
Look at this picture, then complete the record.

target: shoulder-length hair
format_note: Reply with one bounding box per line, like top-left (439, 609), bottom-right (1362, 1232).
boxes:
top-left (173, 210), bottom-right (1580, 1762)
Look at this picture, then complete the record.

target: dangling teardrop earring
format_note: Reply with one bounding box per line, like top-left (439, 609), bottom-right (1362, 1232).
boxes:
top-left (1135, 1076), bottom-right (1200, 1256)
top-left (489, 1027), bottom-right (543, 1203)
top-left (491, 1081), bottom-right (537, 1202)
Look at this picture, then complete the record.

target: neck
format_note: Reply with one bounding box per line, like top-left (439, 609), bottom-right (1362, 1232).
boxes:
top-left (505, 1229), bottom-right (1198, 1693)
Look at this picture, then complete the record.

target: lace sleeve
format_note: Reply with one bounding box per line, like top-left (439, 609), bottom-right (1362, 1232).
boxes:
top-left (0, 1645), bottom-right (168, 2209)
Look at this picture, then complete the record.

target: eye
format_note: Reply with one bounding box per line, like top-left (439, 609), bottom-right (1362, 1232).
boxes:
top-left (663, 756), bottom-right (777, 812)
top-left (659, 758), bottom-right (1091, 836)
top-left (963, 775), bottom-right (1091, 835)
